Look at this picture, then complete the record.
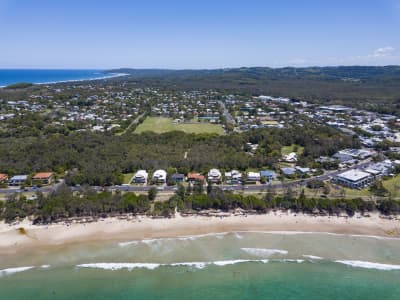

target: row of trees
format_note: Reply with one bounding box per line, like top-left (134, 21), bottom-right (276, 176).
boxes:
top-left (1, 184), bottom-right (400, 224)
top-left (0, 185), bottom-right (154, 224)
top-left (171, 185), bottom-right (400, 217)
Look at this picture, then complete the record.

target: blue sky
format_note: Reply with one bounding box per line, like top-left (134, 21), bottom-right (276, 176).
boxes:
top-left (0, 0), bottom-right (399, 69)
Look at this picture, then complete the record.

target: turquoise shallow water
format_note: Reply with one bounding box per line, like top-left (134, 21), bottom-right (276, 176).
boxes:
top-left (1, 232), bottom-right (400, 299)
top-left (1, 262), bottom-right (400, 300)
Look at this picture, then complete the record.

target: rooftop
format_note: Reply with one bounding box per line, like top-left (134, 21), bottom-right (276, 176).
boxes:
top-left (337, 169), bottom-right (371, 182)
top-left (10, 175), bottom-right (28, 181)
top-left (32, 172), bottom-right (53, 179)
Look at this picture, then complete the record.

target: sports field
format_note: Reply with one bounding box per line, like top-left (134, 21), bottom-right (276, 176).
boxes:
top-left (134, 117), bottom-right (225, 135)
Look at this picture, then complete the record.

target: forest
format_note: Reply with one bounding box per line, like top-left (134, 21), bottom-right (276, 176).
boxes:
top-left (0, 122), bottom-right (358, 186)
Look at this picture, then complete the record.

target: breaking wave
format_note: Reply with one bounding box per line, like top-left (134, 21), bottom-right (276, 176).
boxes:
top-left (76, 259), bottom-right (271, 271)
top-left (0, 266), bottom-right (35, 277)
top-left (241, 248), bottom-right (288, 257)
top-left (335, 260), bottom-right (400, 271)
top-left (302, 255), bottom-right (323, 260)
top-left (118, 232), bottom-right (232, 247)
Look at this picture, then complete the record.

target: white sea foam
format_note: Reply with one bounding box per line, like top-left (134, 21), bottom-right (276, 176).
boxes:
top-left (76, 259), bottom-right (272, 271)
top-left (118, 241), bottom-right (140, 247)
top-left (118, 232), bottom-right (230, 247)
top-left (0, 266), bottom-right (35, 277)
top-left (335, 260), bottom-right (400, 271)
top-left (239, 230), bottom-right (400, 241)
top-left (77, 263), bottom-right (161, 271)
top-left (241, 248), bottom-right (288, 257)
top-left (213, 259), bottom-right (269, 266)
top-left (302, 255), bottom-right (323, 260)
top-left (234, 233), bottom-right (243, 239)
top-left (40, 265), bottom-right (51, 269)
top-left (274, 259), bottom-right (305, 263)
top-left (170, 262), bottom-right (208, 269)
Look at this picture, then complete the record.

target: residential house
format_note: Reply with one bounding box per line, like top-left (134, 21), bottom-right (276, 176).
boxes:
top-left (295, 167), bottom-right (311, 175)
top-left (152, 170), bottom-right (167, 184)
top-left (170, 173), bottom-right (185, 183)
top-left (260, 170), bottom-right (276, 183)
top-left (32, 172), bottom-right (54, 185)
top-left (132, 170), bottom-right (148, 184)
top-left (0, 174), bottom-right (8, 184)
top-left (281, 167), bottom-right (296, 176)
top-left (187, 173), bottom-right (205, 182)
top-left (225, 170), bottom-right (242, 184)
top-left (247, 172), bottom-right (261, 182)
top-left (207, 169), bottom-right (222, 183)
top-left (283, 152), bottom-right (298, 163)
top-left (9, 175), bottom-right (28, 186)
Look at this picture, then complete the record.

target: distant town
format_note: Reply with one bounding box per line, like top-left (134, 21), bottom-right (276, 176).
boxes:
top-left (1, 79), bottom-right (400, 207)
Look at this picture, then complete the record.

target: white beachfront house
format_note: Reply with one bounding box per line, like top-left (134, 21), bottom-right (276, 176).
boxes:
top-left (132, 170), bottom-right (149, 184)
top-left (152, 169), bottom-right (167, 184)
top-left (247, 171), bottom-right (261, 182)
top-left (207, 168), bottom-right (222, 183)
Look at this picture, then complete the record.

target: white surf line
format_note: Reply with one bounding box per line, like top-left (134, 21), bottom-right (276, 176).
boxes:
top-left (335, 260), bottom-right (400, 271)
top-left (118, 232), bottom-right (231, 247)
top-left (302, 255), bottom-right (323, 260)
top-left (233, 230), bottom-right (400, 241)
top-left (241, 248), bottom-right (288, 257)
top-left (0, 266), bottom-right (35, 277)
top-left (77, 259), bottom-right (271, 271)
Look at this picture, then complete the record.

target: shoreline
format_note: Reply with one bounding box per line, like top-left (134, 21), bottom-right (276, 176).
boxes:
top-left (0, 72), bottom-right (129, 88)
top-left (1, 212), bottom-right (400, 256)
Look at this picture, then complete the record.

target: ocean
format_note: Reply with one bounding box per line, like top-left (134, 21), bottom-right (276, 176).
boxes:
top-left (0, 69), bottom-right (125, 87)
top-left (1, 231), bottom-right (400, 299)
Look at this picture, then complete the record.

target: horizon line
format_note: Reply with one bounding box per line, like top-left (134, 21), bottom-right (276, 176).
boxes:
top-left (0, 64), bottom-right (400, 71)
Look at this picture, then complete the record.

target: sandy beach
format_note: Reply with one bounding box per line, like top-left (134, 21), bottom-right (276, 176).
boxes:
top-left (1, 212), bottom-right (400, 256)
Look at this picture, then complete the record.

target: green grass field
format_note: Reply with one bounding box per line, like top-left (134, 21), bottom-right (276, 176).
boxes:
top-left (123, 173), bottom-right (135, 184)
top-left (134, 117), bottom-right (225, 135)
top-left (383, 175), bottom-right (400, 198)
top-left (281, 144), bottom-right (304, 156)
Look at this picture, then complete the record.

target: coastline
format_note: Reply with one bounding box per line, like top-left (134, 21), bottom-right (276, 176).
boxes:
top-left (1, 212), bottom-right (400, 256)
top-left (0, 71), bottom-right (129, 88)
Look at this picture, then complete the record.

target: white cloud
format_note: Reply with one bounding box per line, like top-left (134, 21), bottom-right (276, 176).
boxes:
top-left (372, 46), bottom-right (395, 57)
top-left (288, 58), bottom-right (308, 66)
top-left (350, 46), bottom-right (397, 62)
top-left (322, 46), bottom-right (399, 66)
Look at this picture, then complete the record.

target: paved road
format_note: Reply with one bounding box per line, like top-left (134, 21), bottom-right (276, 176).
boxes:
top-left (0, 159), bottom-right (373, 196)
top-left (120, 113), bottom-right (145, 135)
top-left (218, 101), bottom-right (235, 125)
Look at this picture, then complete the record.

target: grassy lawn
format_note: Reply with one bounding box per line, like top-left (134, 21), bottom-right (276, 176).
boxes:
top-left (342, 187), bottom-right (372, 198)
top-left (134, 117), bottom-right (224, 135)
top-left (302, 182), bottom-right (372, 199)
top-left (383, 175), bottom-right (400, 198)
top-left (123, 173), bottom-right (135, 184)
top-left (281, 144), bottom-right (304, 156)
